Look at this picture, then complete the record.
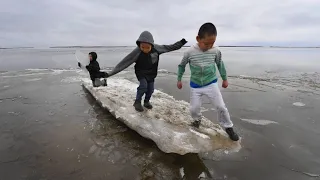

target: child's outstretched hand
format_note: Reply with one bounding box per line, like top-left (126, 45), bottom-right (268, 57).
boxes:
top-left (78, 62), bottom-right (82, 68)
top-left (181, 38), bottom-right (187, 45)
top-left (177, 81), bottom-right (183, 89)
top-left (222, 80), bottom-right (228, 88)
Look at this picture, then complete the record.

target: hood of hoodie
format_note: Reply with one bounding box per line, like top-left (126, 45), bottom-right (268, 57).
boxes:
top-left (136, 31), bottom-right (154, 47)
top-left (89, 52), bottom-right (97, 61)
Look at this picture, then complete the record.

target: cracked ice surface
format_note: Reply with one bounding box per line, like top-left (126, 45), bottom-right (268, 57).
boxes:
top-left (82, 78), bottom-right (241, 155)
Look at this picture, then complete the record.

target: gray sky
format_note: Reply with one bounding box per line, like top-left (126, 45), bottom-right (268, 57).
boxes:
top-left (1, 0), bottom-right (320, 47)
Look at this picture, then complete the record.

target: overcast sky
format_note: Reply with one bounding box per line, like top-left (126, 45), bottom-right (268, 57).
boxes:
top-left (1, 0), bottom-right (319, 47)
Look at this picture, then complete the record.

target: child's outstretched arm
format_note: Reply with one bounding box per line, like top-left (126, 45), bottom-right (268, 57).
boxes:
top-left (154, 39), bottom-right (187, 54)
top-left (215, 49), bottom-right (228, 88)
top-left (107, 47), bottom-right (141, 77)
top-left (177, 51), bottom-right (189, 89)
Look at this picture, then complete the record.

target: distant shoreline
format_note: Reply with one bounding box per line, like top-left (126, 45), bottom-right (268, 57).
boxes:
top-left (1, 46), bottom-right (319, 49)
top-left (0, 47), bottom-right (34, 49)
top-left (50, 45), bottom-right (320, 49)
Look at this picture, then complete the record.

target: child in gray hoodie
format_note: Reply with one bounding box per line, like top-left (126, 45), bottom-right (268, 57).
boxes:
top-left (106, 31), bottom-right (187, 112)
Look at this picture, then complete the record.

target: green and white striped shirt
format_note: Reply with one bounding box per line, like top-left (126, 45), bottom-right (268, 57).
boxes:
top-left (178, 44), bottom-right (227, 86)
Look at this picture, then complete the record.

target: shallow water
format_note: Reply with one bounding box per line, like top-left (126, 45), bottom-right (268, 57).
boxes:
top-left (0, 47), bottom-right (320, 179)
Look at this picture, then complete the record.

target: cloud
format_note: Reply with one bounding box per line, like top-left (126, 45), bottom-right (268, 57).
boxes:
top-left (0, 0), bottom-right (319, 47)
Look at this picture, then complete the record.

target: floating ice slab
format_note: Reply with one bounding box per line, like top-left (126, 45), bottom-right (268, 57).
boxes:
top-left (240, 118), bottom-right (278, 125)
top-left (293, 102), bottom-right (305, 107)
top-left (82, 78), bottom-right (240, 155)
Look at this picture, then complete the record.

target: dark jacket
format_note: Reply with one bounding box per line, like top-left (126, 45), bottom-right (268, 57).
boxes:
top-left (86, 52), bottom-right (105, 81)
top-left (107, 31), bottom-right (187, 81)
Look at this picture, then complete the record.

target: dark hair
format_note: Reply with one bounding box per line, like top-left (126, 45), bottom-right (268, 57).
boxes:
top-left (89, 52), bottom-right (97, 61)
top-left (198, 22), bottom-right (217, 39)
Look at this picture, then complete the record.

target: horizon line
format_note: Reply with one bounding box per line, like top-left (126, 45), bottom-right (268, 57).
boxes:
top-left (1, 45), bottom-right (320, 49)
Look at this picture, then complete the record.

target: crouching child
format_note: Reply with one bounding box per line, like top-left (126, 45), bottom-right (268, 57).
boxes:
top-left (78, 52), bottom-right (107, 87)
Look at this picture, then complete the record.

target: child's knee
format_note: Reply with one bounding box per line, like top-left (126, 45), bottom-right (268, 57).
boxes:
top-left (138, 86), bottom-right (147, 94)
top-left (138, 80), bottom-right (148, 89)
top-left (148, 87), bottom-right (154, 94)
top-left (216, 105), bottom-right (228, 112)
top-left (93, 78), bottom-right (102, 87)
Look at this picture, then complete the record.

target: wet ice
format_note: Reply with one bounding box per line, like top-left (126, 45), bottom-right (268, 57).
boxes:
top-left (82, 77), bottom-right (241, 155)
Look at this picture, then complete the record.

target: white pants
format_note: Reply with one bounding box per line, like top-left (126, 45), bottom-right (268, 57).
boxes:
top-left (190, 83), bottom-right (233, 128)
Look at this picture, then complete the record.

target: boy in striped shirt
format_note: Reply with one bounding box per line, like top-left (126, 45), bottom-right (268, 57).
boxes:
top-left (177, 22), bottom-right (239, 141)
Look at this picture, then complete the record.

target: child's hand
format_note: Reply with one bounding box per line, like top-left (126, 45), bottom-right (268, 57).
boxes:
top-left (177, 81), bottom-right (183, 89)
top-left (181, 38), bottom-right (187, 45)
top-left (222, 80), bottom-right (228, 88)
top-left (78, 62), bottom-right (82, 68)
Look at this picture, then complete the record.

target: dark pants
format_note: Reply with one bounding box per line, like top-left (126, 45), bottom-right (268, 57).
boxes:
top-left (136, 78), bottom-right (154, 102)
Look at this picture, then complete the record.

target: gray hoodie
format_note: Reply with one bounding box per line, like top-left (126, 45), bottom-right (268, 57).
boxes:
top-left (107, 31), bottom-right (187, 77)
top-left (136, 31), bottom-right (154, 47)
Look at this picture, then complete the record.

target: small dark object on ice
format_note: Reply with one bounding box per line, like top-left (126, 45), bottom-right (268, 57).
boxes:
top-left (191, 120), bottom-right (201, 128)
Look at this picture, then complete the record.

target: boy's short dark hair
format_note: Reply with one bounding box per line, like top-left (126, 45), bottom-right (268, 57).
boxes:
top-left (198, 22), bottom-right (217, 39)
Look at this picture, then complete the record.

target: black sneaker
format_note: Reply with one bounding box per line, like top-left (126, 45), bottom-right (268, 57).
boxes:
top-left (191, 120), bottom-right (201, 128)
top-left (144, 101), bottom-right (153, 109)
top-left (133, 100), bottom-right (144, 112)
top-left (225, 128), bottom-right (239, 141)
top-left (102, 79), bottom-right (107, 86)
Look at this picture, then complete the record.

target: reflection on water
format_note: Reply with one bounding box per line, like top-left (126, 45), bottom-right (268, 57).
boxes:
top-left (175, 154), bottom-right (213, 179)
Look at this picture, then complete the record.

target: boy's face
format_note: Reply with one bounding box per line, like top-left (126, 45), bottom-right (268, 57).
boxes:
top-left (139, 42), bottom-right (152, 54)
top-left (89, 54), bottom-right (93, 61)
top-left (196, 34), bottom-right (216, 51)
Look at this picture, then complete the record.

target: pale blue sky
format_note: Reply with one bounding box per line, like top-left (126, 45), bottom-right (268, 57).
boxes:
top-left (1, 0), bottom-right (319, 47)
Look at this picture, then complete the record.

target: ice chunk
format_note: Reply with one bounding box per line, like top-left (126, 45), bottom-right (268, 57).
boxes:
top-left (240, 118), bottom-right (279, 125)
top-left (25, 78), bottom-right (42, 82)
top-left (293, 102), bottom-right (305, 107)
top-left (82, 77), bottom-right (241, 155)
